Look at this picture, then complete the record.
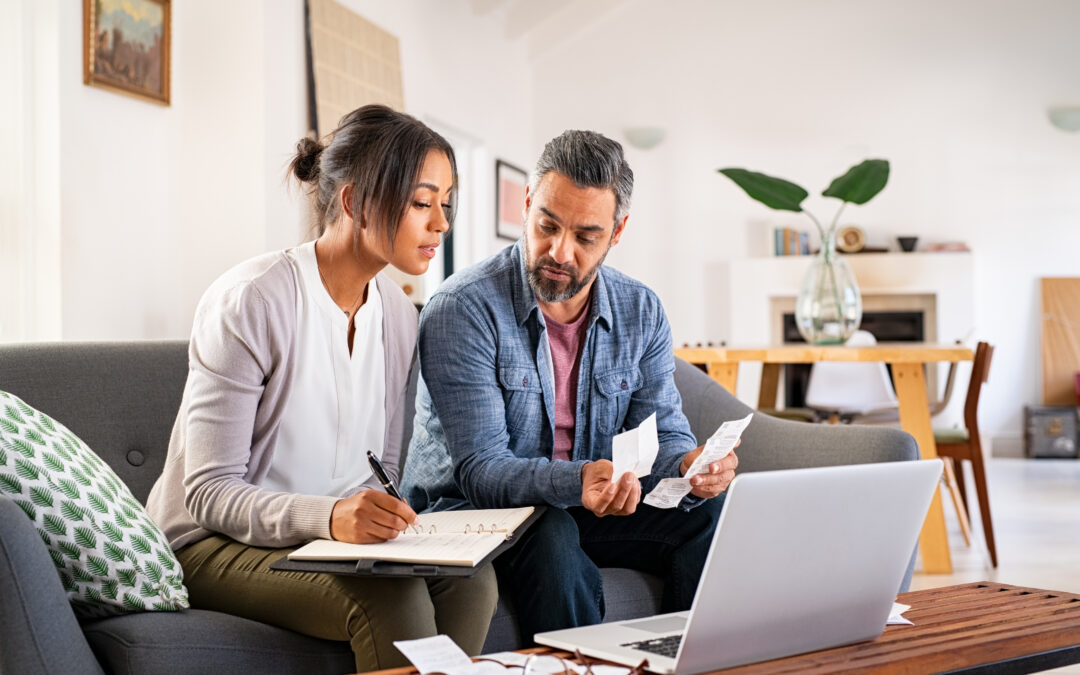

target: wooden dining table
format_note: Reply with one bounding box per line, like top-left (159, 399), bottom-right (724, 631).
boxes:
top-left (674, 343), bottom-right (975, 574)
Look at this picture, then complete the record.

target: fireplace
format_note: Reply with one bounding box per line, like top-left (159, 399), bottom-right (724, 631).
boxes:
top-left (780, 310), bottom-right (926, 408)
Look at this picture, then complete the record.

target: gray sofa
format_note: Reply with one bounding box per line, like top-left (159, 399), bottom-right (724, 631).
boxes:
top-left (0, 341), bottom-right (919, 674)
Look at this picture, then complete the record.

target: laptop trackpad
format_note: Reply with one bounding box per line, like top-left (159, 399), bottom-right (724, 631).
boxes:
top-left (622, 616), bottom-right (687, 634)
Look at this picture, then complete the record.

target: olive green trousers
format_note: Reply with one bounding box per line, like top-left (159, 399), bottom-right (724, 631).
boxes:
top-left (177, 535), bottom-right (499, 672)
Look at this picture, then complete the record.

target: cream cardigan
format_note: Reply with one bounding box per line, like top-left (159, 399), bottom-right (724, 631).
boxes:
top-left (146, 249), bottom-right (418, 550)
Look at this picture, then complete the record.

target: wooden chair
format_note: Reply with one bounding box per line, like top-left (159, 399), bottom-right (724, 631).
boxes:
top-left (934, 341), bottom-right (997, 567)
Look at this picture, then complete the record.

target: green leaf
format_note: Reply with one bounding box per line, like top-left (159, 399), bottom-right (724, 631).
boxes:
top-left (104, 541), bottom-right (127, 563)
top-left (145, 560), bottom-right (163, 584)
top-left (42, 452), bottom-right (64, 473)
top-left (11, 438), bottom-right (35, 458)
top-left (87, 554), bottom-right (110, 577)
top-left (87, 493), bottom-right (108, 514)
top-left (97, 478), bottom-right (117, 501)
top-left (121, 503), bottom-right (138, 521)
top-left (24, 428), bottom-right (45, 446)
top-left (821, 159), bottom-right (890, 205)
top-left (102, 521), bottom-right (124, 542)
top-left (114, 512), bottom-right (133, 530)
top-left (117, 568), bottom-right (137, 587)
top-left (84, 586), bottom-right (103, 604)
top-left (59, 571), bottom-right (77, 592)
top-left (61, 500), bottom-right (87, 522)
top-left (130, 534), bottom-right (152, 555)
top-left (0, 443), bottom-right (6, 465)
top-left (153, 601), bottom-right (179, 611)
top-left (37, 528), bottom-right (52, 547)
top-left (0, 473), bottom-right (22, 494)
top-left (140, 581), bottom-right (155, 597)
top-left (14, 499), bottom-right (36, 521)
top-left (71, 466), bottom-right (92, 486)
top-left (52, 439), bottom-right (72, 461)
top-left (141, 523), bottom-right (162, 543)
top-left (15, 398), bottom-right (34, 418)
top-left (38, 414), bottom-right (55, 432)
top-left (0, 418), bottom-right (17, 435)
top-left (74, 525), bottom-right (97, 549)
top-left (102, 579), bottom-right (119, 600)
top-left (56, 477), bottom-right (80, 500)
top-left (157, 550), bottom-right (176, 571)
top-left (72, 566), bottom-right (94, 583)
top-left (59, 540), bottom-right (82, 560)
top-left (122, 592), bottom-right (147, 611)
top-left (718, 168), bottom-right (808, 212)
top-left (15, 459), bottom-right (39, 481)
top-left (48, 548), bottom-right (65, 569)
top-left (5, 405), bottom-right (26, 424)
top-left (28, 487), bottom-right (53, 509)
top-left (43, 513), bottom-right (67, 536)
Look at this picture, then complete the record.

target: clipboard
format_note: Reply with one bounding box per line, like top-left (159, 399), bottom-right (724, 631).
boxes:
top-left (269, 506), bottom-right (545, 578)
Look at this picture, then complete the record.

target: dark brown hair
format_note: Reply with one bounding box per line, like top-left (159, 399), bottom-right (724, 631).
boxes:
top-left (289, 104), bottom-right (457, 246)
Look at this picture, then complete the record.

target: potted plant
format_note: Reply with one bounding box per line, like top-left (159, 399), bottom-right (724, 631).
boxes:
top-left (719, 159), bottom-right (890, 344)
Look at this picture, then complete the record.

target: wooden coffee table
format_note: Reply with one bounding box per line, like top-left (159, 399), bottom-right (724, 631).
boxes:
top-left (362, 582), bottom-right (1080, 674)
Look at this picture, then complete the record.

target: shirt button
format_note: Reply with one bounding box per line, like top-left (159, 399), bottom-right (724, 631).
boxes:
top-left (621, 380), bottom-right (628, 390)
top-left (523, 376), bottom-right (529, 386)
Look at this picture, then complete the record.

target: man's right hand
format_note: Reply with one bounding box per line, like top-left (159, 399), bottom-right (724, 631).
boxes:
top-left (581, 460), bottom-right (640, 517)
top-left (329, 490), bottom-right (419, 544)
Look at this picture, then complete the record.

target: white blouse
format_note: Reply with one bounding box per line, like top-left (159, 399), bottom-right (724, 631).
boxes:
top-left (263, 241), bottom-right (387, 498)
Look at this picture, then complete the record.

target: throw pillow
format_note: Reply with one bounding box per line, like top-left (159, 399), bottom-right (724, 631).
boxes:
top-left (0, 390), bottom-right (189, 619)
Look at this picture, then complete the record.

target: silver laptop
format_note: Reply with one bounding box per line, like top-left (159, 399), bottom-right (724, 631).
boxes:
top-left (535, 459), bottom-right (943, 674)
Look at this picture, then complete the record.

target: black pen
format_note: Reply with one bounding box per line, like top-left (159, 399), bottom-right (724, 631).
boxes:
top-left (367, 450), bottom-right (405, 502)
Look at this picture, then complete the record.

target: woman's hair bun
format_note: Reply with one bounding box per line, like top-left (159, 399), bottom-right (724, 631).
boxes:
top-left (290, 136), bottom-right (324, 183)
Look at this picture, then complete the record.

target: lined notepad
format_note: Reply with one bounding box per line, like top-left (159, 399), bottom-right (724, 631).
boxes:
top-left (287, 507), bottom-right (535, 567)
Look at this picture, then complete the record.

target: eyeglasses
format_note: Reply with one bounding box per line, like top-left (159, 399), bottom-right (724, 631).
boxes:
top-left (465, 649), bottom-right (649, 675)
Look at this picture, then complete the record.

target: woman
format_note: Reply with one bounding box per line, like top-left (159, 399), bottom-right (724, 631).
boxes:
top-left (146, 104), bottom-right (497, 671)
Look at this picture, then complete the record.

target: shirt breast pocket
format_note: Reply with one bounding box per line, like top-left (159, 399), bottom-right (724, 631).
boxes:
top-left (594, 366), bottom-right (643, 434)
top-left (498, 364), bottom-right (543, 435)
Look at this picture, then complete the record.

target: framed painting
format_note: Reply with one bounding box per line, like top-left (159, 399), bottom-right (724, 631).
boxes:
top-left (495, 159), bottom-right (528, 241)
top-left (83, 0), bottom-right (171, 105)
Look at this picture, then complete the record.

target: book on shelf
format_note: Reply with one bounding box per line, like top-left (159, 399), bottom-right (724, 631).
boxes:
top-left (773, 227), bottom-right (811, 256)
top-left (286, 506), bottom-right (536, 568)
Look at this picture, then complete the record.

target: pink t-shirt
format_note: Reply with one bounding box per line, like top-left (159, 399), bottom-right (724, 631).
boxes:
top-left (542, 301), bottom-right (591, 462)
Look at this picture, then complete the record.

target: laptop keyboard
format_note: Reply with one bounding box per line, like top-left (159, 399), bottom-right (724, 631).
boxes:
top-left (621, 634), bottom-right (683, 658)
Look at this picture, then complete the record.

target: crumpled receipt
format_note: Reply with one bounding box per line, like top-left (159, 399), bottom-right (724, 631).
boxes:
top-left (643, 413), bottom-right (753, 509)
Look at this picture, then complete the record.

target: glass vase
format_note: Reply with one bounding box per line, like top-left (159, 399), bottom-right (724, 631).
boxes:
top-left (794, 229), bottom-right (862, 345)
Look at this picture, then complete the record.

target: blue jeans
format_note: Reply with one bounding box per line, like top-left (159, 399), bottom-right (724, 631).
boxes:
top-left (493, 497), bottom-right (725, 643)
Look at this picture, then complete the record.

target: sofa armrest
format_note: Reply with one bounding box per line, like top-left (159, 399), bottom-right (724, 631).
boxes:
top-left (675, 358), bottom-right (919, 471)
top-left (0, 495), bottom-right (104, 674)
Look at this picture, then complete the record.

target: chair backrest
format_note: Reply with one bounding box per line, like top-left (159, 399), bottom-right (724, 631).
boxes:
top-left (963, 342), bottom-right (994, 435)
top-left (804, 330), bottom-right (899, 414)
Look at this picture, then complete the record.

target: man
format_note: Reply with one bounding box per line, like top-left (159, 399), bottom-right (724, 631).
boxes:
top-left (401, 130), bottom-right (738, 641)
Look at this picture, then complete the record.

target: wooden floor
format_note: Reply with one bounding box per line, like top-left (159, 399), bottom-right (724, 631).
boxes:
top-left (910, 457), bottom-right (1080, 673)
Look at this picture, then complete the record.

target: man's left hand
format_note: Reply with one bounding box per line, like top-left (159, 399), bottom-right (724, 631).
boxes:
top-left (679, 440), bottom-right (739, 499)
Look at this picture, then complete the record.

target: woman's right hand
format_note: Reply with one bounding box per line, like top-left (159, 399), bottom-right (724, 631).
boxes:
top-left (329, 491), bottom-right (420, 543)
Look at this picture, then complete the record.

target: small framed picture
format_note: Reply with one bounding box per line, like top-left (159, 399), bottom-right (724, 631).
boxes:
top-left (83, 0), bottom-right (171, 105)
top-left (495, 159), bottom-right (528, 241)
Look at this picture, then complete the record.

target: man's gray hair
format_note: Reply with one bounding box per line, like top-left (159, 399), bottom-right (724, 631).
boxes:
top-left (529, 130), bottom-right (634, 225)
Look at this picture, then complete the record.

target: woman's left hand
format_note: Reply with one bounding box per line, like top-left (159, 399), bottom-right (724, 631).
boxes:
top-left (329, 490), bottom-right (419, 543)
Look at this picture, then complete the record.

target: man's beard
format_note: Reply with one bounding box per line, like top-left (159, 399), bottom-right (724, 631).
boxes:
top-left (524, 236), bottom-right (610, 303)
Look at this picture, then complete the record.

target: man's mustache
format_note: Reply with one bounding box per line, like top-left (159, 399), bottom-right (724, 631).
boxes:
top-left (537, 257), bottom-right (577, 276)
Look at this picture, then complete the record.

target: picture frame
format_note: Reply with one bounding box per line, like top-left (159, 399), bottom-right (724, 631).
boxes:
top-left (83, 0), bottom-right (171, 106)
top-left (495, 159), bottom-right (528, 241)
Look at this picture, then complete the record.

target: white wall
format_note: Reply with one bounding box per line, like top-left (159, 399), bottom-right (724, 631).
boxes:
top-left (531, 0), bottom-right (1080, 451)
top-left (38, 0), bottom-right (532, 343)
top-left (57, 0), bottom-right (267, 340)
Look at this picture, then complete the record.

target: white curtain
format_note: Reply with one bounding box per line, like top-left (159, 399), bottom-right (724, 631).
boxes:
top-left (0, 0), bottom-right (61, 342)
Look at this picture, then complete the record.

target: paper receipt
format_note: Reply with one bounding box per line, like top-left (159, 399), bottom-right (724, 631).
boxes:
top-left (643, 413), bottom-right (753, 509)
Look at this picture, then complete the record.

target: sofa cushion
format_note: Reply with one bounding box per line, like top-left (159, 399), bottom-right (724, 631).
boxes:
top-left (83, 609), bottom-right (355, 675)
top-left (0, 391), bottom-right (189, 619)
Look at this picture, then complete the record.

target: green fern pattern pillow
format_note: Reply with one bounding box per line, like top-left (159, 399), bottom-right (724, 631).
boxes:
top-left (0, 390), bottom-right (189, 619)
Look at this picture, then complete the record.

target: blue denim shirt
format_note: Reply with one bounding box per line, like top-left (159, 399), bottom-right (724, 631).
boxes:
top-left (401, 241), bottom-right (700, 513)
